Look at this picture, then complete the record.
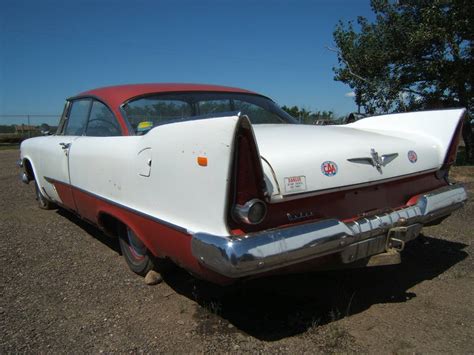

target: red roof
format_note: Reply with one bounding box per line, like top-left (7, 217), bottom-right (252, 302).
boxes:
top-left (74, 83), bottom-right (260, 108)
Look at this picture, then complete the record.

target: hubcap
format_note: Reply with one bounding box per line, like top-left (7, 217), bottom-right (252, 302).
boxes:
top-left (126, 228), bottom-right (146, 260)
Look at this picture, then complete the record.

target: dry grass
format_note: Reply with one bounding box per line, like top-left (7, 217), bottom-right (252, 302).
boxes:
top-left (450, 166), bottom-right (474, 184)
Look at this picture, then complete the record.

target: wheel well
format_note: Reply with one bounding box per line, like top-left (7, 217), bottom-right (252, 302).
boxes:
top-left (97, 212), bottom-right (125, 238)
top-left (97, 212), bottom-right (167, 262)
top-left (23, 159), bottom-right (35, 181)
top-left (98, 212), bottom-right (176, 272)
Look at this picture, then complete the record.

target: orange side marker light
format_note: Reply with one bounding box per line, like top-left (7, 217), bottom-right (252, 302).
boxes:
top-left (197, 156), bottom-right (208, 167)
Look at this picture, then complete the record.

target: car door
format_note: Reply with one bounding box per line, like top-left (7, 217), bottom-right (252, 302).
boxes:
top-left (68, 99), bottom-right (123, 222)
top-left (40, 99), bottom-right (92, 210)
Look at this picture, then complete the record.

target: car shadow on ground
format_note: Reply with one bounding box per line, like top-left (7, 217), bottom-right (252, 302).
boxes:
top-left (53, 207), bottom-right (469, 341)
top-left (161, 235), bottom-right (468, 341)
top-left (56, 209), bottom-right (121, 254)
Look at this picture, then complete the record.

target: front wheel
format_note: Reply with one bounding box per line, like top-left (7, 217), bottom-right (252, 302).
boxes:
top-left (119, 226), bottom-right (155, 276)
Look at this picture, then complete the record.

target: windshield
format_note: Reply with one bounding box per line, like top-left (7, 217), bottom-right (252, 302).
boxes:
top-left (122, 92), bottom-right (297, 134)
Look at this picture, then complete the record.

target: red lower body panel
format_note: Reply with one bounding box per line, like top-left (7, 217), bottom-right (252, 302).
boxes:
top-left (51, 181), bottom-right (77, 211)
top-left (51, 180), bottom-right (231, 284)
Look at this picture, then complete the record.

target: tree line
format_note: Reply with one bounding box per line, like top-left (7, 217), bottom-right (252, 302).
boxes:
top-left (281, 106), bottom-right (344, 124)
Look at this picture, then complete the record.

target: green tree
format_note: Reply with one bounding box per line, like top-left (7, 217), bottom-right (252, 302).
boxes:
top-left (282, 105), bottom-right (337, 124)
top-left (310, 110), bottom-right (335, 122)
top-left (281, 105), bottom-right (312, 123)
top-left (332, 0), bottom-right (473, 115)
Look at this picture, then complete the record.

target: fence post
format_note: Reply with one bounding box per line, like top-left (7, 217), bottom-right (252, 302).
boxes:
top-left (27, 115), bottom-right (31, 138)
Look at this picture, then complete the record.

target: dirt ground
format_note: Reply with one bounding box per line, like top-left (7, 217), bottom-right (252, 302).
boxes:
top-left (1, 148), bottom-right (473, 353)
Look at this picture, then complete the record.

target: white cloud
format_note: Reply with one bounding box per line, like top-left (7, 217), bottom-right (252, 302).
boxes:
top-left (345, 91), bottom-right (356, 97)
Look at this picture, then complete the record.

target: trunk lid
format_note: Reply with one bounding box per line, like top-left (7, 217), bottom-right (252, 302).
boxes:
top-left (253, 124), bottom-right (441, 199)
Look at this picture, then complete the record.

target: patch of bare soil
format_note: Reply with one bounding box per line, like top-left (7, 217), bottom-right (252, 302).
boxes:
top-left (1, 149), bottom-right (472, 353)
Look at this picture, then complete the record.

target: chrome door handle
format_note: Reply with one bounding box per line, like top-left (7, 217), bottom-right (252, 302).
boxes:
top-left (59, 142), bottom-right (71, 150)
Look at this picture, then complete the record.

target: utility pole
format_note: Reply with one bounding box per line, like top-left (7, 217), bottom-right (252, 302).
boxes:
top-left (27, 115), bottom-right (31, 138)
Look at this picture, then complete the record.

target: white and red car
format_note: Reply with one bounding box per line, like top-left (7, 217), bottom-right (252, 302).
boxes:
top-left (19, 84), bottom-right (467, 284)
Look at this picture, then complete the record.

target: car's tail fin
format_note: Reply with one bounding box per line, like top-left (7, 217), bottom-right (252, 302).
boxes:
top-left (227, 115), bottom-right (268, 232)
top-left (349, 108), bottom-right (466, 168)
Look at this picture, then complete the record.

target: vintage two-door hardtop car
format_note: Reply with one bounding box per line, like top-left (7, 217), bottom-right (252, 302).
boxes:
top-left (19, 83), bottom-right (468, 285)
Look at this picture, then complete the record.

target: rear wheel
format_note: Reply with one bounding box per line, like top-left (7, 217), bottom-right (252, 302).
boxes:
top-left (119, 225), bottom-right (155, 276)
top-left (35, 180), bottom-right (56, 210)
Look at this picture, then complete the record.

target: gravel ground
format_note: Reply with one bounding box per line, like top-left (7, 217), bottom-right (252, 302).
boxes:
top-left (1, 149), bottom-right (473, 353)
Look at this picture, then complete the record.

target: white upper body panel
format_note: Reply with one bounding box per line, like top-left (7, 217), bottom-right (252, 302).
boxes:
top-left (22, 116), bottom-right (241, 236)
top-left (20, 108), bottom-right (464, 235)
top-left (67, 116), bottom-right (240, 236)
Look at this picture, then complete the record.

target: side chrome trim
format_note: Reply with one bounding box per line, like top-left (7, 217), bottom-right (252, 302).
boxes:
top-left (191, 184), bottom-right (468, 278)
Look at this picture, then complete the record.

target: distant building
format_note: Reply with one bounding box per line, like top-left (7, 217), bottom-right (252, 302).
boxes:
top-left (314, 119), bottom-right (333, 125)
top-left (14, 125), bottom-right (39, 135)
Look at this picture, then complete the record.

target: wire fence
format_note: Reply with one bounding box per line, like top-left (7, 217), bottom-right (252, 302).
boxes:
top-left (0, 114), bottom-right (61, 126)
top-left (0, 115), bottom-right (61, 141)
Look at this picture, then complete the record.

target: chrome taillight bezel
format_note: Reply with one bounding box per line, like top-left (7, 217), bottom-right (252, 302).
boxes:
top-left (232, 198), bottom-right (267, 225)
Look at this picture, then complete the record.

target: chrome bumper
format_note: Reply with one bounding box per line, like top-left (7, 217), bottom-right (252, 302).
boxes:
top-left (191, 184), bottom-right (467, 278)
top-left (17, 159), bottom-right (31, 184)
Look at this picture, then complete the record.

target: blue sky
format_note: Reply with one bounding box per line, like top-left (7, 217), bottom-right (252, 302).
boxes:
top-left (0, 0), bottom-right (373, 122)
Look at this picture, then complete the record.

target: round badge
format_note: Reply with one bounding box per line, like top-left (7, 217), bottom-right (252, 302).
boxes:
top-left (408, 150), bottom-right (417, 163)
top-left (321, 161), bottom-right (338, 176)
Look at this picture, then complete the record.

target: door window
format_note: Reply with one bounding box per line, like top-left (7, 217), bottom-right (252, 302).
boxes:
top-left (64, 99), bottom-right (91, 136)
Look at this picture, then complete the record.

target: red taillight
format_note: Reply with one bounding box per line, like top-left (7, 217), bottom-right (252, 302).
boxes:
top-left (442, 118), bottom-right (464, 169)
top-left (229, 117), bottom-right (267, 228)
top-left (232, 119), bottom-right (266, 204)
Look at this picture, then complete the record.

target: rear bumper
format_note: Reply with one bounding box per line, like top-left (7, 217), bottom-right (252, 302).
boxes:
top-left (191, 184), bottom-right (467, 278)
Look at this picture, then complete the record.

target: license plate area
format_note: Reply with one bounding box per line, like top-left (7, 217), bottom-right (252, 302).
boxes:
top-left (340, 223), bottom-right (423, 263)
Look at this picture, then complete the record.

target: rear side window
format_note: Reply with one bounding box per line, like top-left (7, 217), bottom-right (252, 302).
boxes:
top-left (64, 99), bottom-right (91, 136)
top-left (86, 101), bottom-right (121, 137)
top-left (198, 99), bottom-right (232, 115)
top-left (124, 98), bottom-right (192, 133)
top-left (234, 100), bottom-right (283, 124)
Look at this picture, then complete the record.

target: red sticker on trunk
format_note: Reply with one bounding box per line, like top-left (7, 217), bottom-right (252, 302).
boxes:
top-left (321, 161), bottom-right (338, 176)
top-left (408, 150), bottom-right (417, 163)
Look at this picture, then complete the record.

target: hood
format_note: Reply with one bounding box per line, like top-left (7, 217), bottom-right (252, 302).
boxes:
top-left (253, 124), bottom-right (441, 199)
